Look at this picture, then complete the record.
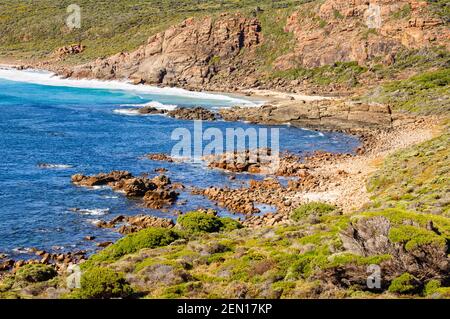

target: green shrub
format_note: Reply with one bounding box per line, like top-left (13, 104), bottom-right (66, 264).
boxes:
top-left (424, 279), bottom-right (441, 296)
top-left (363, 68), bottom-right (450, 115)
top-left (388, 273), bottom-right (419, 294)
top-left (291, 202), bottom-right (338, 222)
top-left (178, 212), bottom-right (223, 233)
top-left (177, 212), bottom-right (242, 233)
top-left (219, 217), bottom-right (243, 232)
top-left (388, 225), bottom-right (446, 251)
top-left (89, 227), bottom-right (179, 264)
top-left (15, 264), bottom-right (57, 283)
top-left (0, 276), bottom-right (15, 292)
top-left (74, 267), bottom-right (133, 299)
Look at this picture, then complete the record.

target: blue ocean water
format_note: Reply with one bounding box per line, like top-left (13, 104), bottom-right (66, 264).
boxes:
top-left (0, 73), bottom-right (359, 258)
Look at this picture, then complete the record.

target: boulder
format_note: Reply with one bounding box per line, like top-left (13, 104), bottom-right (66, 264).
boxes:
top-left (167, 107), bottom-right (217, 121)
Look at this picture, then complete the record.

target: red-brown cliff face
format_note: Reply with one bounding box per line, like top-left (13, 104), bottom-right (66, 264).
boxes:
top-left (66, 13), bottom-right (261, 86)
top-left (59, 1), bottom-right (448, 92)
top-left (274, 0), bottom-right (449, 70)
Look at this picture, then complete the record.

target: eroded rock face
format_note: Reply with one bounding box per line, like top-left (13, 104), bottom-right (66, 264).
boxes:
top-left (53, 3), bottom-right (447, 96)
top-left (67, 13), bottom-right (261, 86)
top-left (72, 172), bottom-right (180, 208)
top-left (53, 44), bottom-right (85, 59)
top-left (275, 0), bottom-right (449, 69)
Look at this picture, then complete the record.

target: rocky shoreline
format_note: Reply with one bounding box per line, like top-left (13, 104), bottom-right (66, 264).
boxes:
top-left (0, 64), bottom-right (440, 286)
top-left (0, 73), bottom-right (439, 278)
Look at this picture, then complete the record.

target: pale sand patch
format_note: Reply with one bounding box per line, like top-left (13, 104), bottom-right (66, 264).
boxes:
top-left (288, 118), bottom-right (440, 213)
top-left (241, 88), bottom-right (337, 103)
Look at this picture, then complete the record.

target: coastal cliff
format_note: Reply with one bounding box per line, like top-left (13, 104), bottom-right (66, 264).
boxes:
top-left (64, 13), bottom-right (262, 87)
top-left (42, 0), bottom-right (447, 131)
top-left (0, 0), bottom-right (449, 300)
top-left (51, 0), bottom-right (449, 95)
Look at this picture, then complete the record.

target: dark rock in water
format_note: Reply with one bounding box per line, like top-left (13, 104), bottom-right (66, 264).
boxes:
top-left (167, 107), bottom-right (217, 121)
top-left (71, 171), bottom-right (132, 187)
top-left (136, 106), bottom-right (167, 115)
top-left (119, 177), bottom-right (158, 197)
top-left (84, 236), bottom-right (96, 241)
top-left (146, 153), bottom-right (174, 162)
top-left (71, 171), bottom-right (181, 209)
top-left (110, 215), bottom-right (126, 224)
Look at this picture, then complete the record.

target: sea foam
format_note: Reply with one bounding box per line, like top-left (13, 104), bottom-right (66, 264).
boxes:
top-left (0, 67), bottom-right (259, 106)
top-left (114, 101), bottom-right (177, 116)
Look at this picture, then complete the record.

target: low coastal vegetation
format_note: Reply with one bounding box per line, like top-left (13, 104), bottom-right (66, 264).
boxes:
top-left (2, 201), bottom-right (449, 298)
top-left (69, 267), bottom-right (134, 299)
top-left (0, 0), bottom-right (448, 301)
top-left (368, 133), bottom-right (450, 216)
top-left (270, 62), bottom-right (367, 87)
top-left (0, 0), bottom-right (304, 64)
top-left (291, 202), bottom-right (339, 222)
top-left (363, 68), bottom-right (450, 115)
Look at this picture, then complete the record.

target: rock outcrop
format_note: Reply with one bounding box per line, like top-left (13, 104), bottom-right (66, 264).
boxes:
top-left (204, 149), bottom-right (314, 177)
top-left (220, 100), bottom-right (394, 130)
top-left (64, 13), bottom-right (261, 87)
top-left (167, 107), bottom-right (218, 121)
top-left (127, 106), bottom-right (218, 120)
top-left (135, 106), bottom-right (167, 115)
top-left (53, 44), bottom-right (85, 58)
top-left (94, 215), bottom-right (175, 234)
top-left (275, 0), bottom-right (449, 70)
top-left (317, 214), bottom-right (450, 289)
top-left (146, 153), bottom-right (174, 163)
top-left (72, 171), bottom-right (179, 209)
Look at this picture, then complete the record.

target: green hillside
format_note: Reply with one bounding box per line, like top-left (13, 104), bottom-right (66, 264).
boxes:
top-left (0, 0), bottom-right (308, 63)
